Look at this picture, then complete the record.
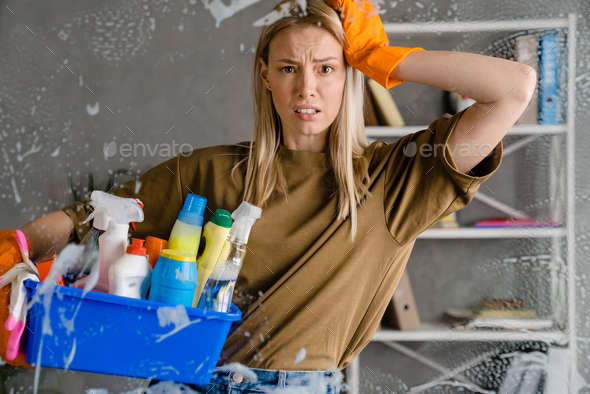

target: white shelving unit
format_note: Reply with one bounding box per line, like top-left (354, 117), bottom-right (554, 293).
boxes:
top-left (366, 123), bottom-right (568, 137)
top-left (346, 15), bottom-right (577, 394)
top-left (417, 227), bottom-right (567, 239)
top-left (372, 324), bottom-right (568, 343)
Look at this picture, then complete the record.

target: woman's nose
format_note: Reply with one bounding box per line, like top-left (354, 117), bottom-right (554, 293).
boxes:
top-left (297, 68), bottom-right (317, 98)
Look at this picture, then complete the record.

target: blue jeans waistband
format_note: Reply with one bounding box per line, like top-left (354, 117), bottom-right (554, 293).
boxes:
top-left (209, 365), bottom-right (341, 393)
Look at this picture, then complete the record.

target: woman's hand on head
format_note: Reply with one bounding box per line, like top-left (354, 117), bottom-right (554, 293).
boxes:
top-left (325, 0), bottom-right (425, 89)
top-left (326, 0), bottom-right (389, 51)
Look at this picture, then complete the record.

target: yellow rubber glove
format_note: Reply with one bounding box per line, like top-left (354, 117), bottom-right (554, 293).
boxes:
top-left (326, 0), bottom-right (425, 89)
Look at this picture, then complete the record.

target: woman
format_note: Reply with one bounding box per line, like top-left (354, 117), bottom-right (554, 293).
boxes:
top-left (12, 0), bottom-right (535, 392)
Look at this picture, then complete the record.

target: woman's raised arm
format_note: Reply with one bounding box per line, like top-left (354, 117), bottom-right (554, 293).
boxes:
top-left (393, 50), bottom-right (537, 174)
top-left (21, 210), bottom-right (75, 261)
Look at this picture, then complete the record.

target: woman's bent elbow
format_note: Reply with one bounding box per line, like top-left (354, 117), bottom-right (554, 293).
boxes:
top-left (516, 62), bottom-right (538, 105)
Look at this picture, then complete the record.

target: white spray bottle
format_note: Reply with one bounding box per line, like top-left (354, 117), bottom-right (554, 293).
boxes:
top-left (197, 201), bottom-right (262, 312)
top-left (71, 191), bottom-right (144, 293)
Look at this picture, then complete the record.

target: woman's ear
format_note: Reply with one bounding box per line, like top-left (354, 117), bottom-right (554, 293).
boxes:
top-left (259, 57), bottom-right (269, 86)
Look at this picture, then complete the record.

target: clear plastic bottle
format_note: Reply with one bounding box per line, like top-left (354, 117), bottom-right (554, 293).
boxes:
top-left (207, 241), bottom-right (246, 312)
top-left (197, 202), bottom-right (262, 312)
top-left (168, 194), bottom-right (207, 255)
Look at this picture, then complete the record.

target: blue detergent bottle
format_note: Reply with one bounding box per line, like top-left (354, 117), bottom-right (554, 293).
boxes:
top-left (149, 249), bottom-right (198, 307)
top-left (168, 194), bottom-right (207, 256)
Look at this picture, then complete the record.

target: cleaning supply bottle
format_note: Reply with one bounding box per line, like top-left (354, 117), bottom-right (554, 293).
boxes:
top-left (71, 191), bottom-right (144, 293)
top-left (168, 194), bottom-right (207, 255)
top-left (36, 252), bottom-right (65, 286)
top-left (149, 249), bottom-right (198, 307)
top-left (197, 201), bottom-right (262, 312)
top-left (145, 236), bottom-right (167, 269)
top-left (109, 238), bottom-right (152, 299)
top-left (192, 209), bottom-right (232, 307)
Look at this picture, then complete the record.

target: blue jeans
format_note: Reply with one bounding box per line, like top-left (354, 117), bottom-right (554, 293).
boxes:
top-left (147, 366), bottom-right (342, 393)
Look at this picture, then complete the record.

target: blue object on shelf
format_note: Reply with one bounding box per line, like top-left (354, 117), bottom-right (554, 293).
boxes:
top-left (24, 279), bottom-right (241, 385)
top-left (538, 32), bottom-right (559, 125)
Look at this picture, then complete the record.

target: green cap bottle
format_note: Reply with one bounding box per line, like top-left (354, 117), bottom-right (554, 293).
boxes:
top-left (211, 209), bottom-right (232, 229)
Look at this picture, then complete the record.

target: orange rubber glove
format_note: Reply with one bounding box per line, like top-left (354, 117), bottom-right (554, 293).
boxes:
top-left (0, 230), bottom-right (35, 368)
top-left (326, 0), bottom-right (425, 89)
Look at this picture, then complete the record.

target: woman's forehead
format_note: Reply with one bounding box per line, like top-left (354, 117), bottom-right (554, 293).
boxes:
top-left (269, 25), bottom-right (343, 62)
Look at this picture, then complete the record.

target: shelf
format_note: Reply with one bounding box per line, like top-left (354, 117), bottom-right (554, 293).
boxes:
top-left (383, 18), bottom-right (570, 34)
top-left (343, 15), bottom-right (578, 394)
top-left (365, 123), bottom-right (568, 138)
top-left (373, 323), bottom-right (567, 342)
top-left (417, 227), bottom-right (566, 239)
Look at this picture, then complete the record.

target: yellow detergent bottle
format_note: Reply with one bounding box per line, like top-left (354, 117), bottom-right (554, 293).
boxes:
top-left (168, 194), bottom-right (207, 255)
top-left (192, 209), bottom-right (233, 307)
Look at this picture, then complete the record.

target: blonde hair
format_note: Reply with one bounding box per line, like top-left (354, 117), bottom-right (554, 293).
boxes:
top-left (232, 0), bottom-right (371, 241)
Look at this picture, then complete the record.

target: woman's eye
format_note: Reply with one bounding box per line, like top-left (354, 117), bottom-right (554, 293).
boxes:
top-left (279, 66), bottom-right (334, 74)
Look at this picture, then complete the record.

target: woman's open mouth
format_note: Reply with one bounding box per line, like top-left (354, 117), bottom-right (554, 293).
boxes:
top-left (294, 109), bottom-right (321, 121)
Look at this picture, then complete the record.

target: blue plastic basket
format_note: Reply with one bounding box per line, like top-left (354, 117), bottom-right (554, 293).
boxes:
top-left (24, 279), bottom-right (242, 385)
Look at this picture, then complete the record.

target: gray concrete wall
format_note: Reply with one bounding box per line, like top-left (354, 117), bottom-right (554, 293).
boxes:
top-left (1, 0), bottom-right (589, 392)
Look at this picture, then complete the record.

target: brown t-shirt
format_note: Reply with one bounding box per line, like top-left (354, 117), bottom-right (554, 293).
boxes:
top-left (63, 108), bottom-right (503, 371)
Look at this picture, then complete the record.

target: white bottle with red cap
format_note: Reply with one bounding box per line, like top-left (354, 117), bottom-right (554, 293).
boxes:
top-left (109, 238), bottom-right (153, 300)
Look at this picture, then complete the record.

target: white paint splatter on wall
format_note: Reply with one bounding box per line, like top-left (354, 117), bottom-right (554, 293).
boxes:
top-left (201, 0), bottom-right (263, 28)
top-left (86, 102), bottom-right (100, 116)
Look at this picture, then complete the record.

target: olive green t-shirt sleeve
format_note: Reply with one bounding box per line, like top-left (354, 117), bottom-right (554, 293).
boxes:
top-left (61, 201), bottom-right (94, 243)
top-left (383, 108), bottom-right (503, 246)
top-left (62, 154), bottom-right (185, 243)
